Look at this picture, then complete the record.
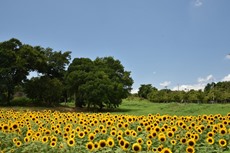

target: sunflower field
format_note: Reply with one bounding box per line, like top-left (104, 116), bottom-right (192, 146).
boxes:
top-left (0, 109), bottom-right (230, 153)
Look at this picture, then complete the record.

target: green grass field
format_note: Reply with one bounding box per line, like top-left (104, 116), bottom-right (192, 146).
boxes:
top-left (1, 98), bottom-right (230, 116)
top-left (115, 98), bottom-right (230, 116)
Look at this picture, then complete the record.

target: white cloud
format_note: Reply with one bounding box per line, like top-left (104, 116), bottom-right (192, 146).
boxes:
top-left (131, 88), bottom-right (139, 94)
top-left (225, 54), bottom-right (230, 59)
top-left (172, 84), bottom-right (206, 91)
top-left (172, 74), bottom-right (214, 91)
top-left (160, 81), bottom-right (171, 87)
top-left (194, 0), bottom-right (203, 7)
top-left (222, 74), bottom-right (230, 82)
top-left (198, 74), bottom-right (214, 83)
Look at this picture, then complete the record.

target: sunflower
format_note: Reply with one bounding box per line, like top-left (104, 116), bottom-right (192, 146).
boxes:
top-left (167, 131), bottom-right (174, 138)
top-left (186, 146), bottom-right (195, 153)
top-left (117, 123), bottom-right (123, 128)
top-left (131, 130), bottom-right (137, 137)
top-left (145, 125), bottom-right (152, 132)
top-left (11, 123), bottom-right (19, 130)
top-left (45, 129), bottom-right (51, 135)
top-left (118, 130), bottom-right (123, 136)
top-left (41, 136), bottom-right (49, 143)
top-left (137, 138), bottom-right (144, 144)
top-left (51, 136), bottom-right (57, 142)
top-left (15, 141), bottom-right (22, 147)
top-left (219, 128), bottom-right (227, 135)
top-left (206, 137), bottom-right (214, 145)
top-left (160, 148), bottom-right (172, 153)
top-left (94, 128), bottom-right (100, 134)
top-left (219, 139), bottom-right (227, 147)
top-left (158, 134), bottom-right (166, 143)
top-left (50, 141), bottom-right (57, 148)
top-left (117, 135), bottom-right (123, 141)
top-left (67, 138), bottom-right (75, 147)
top-left (170, 139), bottom-right (176, 146)
top-left (3, 124), bottom-right (9, 131)
top-left (35, 132), bottom-right (41, 137)
top-left (146, 139), bottom-right (152, 146)
top-left (137, 126), bottom-right (142, 132)
top-left (151, 131), bottom-right (157, 138)
top-left (107, 137), bottom-right (115, 147)
top-left (94, 142), bottom-right (99, 151)
top-left (207, 131), bottom-right (214, 137)
top-left (122, 141), bottom-right (130, 151)
top-left (110, 130), bottom-right (117, 136)
top-left (192, 133), bottom-right (199, 141)
top-left (152, 148), bottom-right (157, 152)
top-left (187, 139), bottom-right (196, 147)
top-left (180, 137), bottom-right (187, 144)
top-left (78, 131), bottom-right (85, 139)
top-left (119, 138), bottom-right (126, 147)
top-left (88, 133), bottom-right (95, 141)
top-left (171, 126), bottom-right (178, 132)
top-left (75, 126), bottom-right (81, 132)
top-left (24, 136), bottom-right (30, 143)
top-left (13, 138), bottom-right (18, 143)
top-left (132, 143), bottom-right (142, 152)
top-left (99, 139), bottom-right (107, 148)
top-left (86, 141), bottom-right (94, 152)
top-left (155, 126), bottom-right (160, 132)
top-left (31, 136), bottom-right (38, 142)
top-left (101, 128), bottom-right (107, 134)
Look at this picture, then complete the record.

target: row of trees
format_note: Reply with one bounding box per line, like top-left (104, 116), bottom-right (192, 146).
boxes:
top-left (0, 38), bottom-right (133, 109)
top-left (138, 82), bottom-right (230, 103)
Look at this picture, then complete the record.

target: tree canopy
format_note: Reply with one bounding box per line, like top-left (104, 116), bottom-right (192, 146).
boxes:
top-left (140, 81), bottom-right (230, 103)
top-left (66, 57), bottom-right (133, 109)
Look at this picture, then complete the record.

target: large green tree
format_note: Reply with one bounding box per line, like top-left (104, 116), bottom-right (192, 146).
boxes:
top-left (23, 47), bottom-right (71, 105)
top-left (0, 38), bottom-right (45, 104)
top-left (66, 56), bottom-right (133, 109)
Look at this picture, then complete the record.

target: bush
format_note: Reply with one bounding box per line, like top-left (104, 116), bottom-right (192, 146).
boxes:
top-left (11, 97), bottom-right (32, 106)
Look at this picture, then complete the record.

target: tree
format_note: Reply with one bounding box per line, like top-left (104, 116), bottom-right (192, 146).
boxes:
top-left (0, 38), bottom-right (46, 104)
top-left (66, 56), bottom-right (133, 110)
top-left (138, 84), bottom-right (157, 99)
top-left (23, 47), bottom-right (71, 105)
top-left (24, 76), bottom-right (63, 106)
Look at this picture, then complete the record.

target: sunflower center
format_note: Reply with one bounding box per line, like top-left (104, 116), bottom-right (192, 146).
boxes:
top-left (134, 146), bottom-right (140, 151)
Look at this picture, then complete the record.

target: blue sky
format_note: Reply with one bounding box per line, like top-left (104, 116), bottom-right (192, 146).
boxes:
top-left (1, 0), bottom-right (230, 93)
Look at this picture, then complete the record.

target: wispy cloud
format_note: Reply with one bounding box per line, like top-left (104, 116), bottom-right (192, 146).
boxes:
top-left (160, 81), bottom-right (171, 87)
top-left (172, 74), bottom-right (213, 91)
top-left (172, 84), bottom-right (205, 91)
top-left (222, 74), bottom-right (230, 82)
top-left (225, 54), bottom-right (230, 59)
top-left (194, 0), bottom-right (203, 7)
top-left (197, 74), bottom-right (214, 83)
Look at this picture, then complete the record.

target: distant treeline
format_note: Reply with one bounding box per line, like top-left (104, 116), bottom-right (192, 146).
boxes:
top-left (137, 82), bottom-right (230, 103)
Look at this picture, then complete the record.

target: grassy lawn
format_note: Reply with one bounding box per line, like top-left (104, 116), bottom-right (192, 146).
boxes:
top-left (0, 98), bottom-right (230, 116)
top-left (114, 98), bottom-right (230, 116)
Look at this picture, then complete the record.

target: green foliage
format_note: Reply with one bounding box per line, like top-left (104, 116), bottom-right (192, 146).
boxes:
top-left (0, 38), bottom-right (72, 106)
top-left (138, 84), bottom-right (157, 99)
top-left (142, 82), bottom-right (230, 104)
top-left (66, 57), bottom-right (133, 109)
top-left (24, 77), bottom-right (63, 106)
top-left (11, 97), bottom-right (32, 106)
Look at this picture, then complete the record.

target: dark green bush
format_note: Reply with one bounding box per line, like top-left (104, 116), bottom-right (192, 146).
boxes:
top-left (11, 97), bottom-right (32, 106)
